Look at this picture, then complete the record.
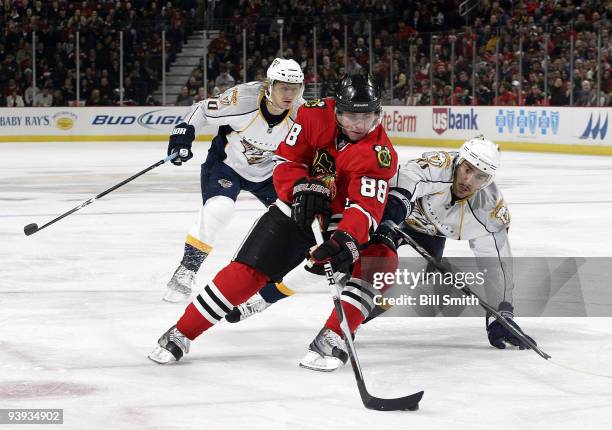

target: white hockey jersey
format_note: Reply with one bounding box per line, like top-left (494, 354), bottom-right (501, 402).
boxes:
top-left (391, 150), bottom-right (514, 307)
top-left (184, 82), bottom-right (304, 182)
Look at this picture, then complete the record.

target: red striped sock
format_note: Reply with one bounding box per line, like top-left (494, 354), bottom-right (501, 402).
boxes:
top-left (177, 262), bottom-right (268, 340)
top-left (324, 300), bottom-right (365, 336)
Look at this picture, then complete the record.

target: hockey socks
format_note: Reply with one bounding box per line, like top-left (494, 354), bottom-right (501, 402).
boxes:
top-left (352, 242), bottom-right (399, 325)
top-left (259, 281), bottom-right (294, 303)
top-left (362, 304), bottom-right (390, 324)
top-left (177, 262), bottom-right (268, 339)
top-left (324, 298), bottom-right (366, 336)
top-left (180, 235), bottom-right (213, 272)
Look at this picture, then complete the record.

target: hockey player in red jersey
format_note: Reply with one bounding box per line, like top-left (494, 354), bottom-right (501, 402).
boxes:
top-left (149, 73), bottom-right (398, 364)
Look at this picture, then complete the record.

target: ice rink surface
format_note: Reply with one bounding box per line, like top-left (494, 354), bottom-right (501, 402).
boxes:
top-left (1, 141), bottom-right (612, 429)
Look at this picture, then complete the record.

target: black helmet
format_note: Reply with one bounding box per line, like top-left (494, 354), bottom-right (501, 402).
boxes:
top-left (334, 73), bottom-right (381, 113)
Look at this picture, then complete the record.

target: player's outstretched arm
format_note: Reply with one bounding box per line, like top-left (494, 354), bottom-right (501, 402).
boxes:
top-left (166, 84), bottom-right (255, 166)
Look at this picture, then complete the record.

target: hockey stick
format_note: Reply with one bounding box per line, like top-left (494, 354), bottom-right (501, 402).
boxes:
top-left (23, 151), bottom-right (182, 236)
top-left (311, 219), bottom-right (424, 411)
top-left (391, 223), bottom-right (551, 360)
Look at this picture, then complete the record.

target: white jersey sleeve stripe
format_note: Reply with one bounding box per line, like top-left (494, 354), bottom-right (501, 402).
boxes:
top-left (348, 202), bottom-right (378, 231)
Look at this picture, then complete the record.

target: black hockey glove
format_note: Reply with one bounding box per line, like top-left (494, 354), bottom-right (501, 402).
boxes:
top-left (486, 303), bottom-right (536, 350)
top-left (384, 189), bottom-right (413, 224)
top-left (309, 231), bottom-right (360, 274)
top-left (368, 190), bottom-right (412, 251)
top-left (167, 122), bottom-right (195, 166)
top-left (291, 177), bottom-right (332, 231)
top-left (370, 220), bottom-right (403, 252)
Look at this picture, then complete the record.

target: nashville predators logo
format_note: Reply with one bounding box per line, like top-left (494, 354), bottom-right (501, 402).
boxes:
top-left (240, 138), bottom-right (273, 165)
top-left (373, 145), bottom-right (392, 169)
top-left (491, 199), bottom-right (511, 226)
top-left (406, 200), bottom-right (439, 236)
top-left (416, 151), bottom-right (451, 170)
top-left (218, 179), bottom-right (233, 188)
top-left (311, 149), bottom-right (336, 176)
top-left (219, 88), bottom-right (238, 106)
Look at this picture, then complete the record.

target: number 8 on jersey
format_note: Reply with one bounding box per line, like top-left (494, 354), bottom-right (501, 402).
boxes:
top-left (285, 123), bottom-right (302, 146)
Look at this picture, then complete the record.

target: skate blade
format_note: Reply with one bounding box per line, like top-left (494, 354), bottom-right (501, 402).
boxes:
top-left (148, 345), bottom-right (177, 364)
top-left (299, 350), bottom-right (344, 372)
top-left (162, 287), bottom-right (191, 303)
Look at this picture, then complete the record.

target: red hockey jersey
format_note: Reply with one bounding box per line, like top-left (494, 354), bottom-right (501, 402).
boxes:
top-left (273, 98), bottom-right (398, 244)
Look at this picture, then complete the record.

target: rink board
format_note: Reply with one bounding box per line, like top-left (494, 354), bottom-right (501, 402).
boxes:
top-left (0, 105), bottom-right (610, 155)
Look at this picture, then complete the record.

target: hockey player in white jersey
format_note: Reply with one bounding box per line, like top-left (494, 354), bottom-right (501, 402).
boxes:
top-left (163, 58), bottom-right (304, 302)
top-left (226, 136), bottom-right (537, 371)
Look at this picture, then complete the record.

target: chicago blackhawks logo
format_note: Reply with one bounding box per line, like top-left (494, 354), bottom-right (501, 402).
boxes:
top-left (304, 99), bottom-right (326, 108)
top-left (311, 149), bottom-right (336, 176)
top-left (373, 145), bottom-right (392, 168)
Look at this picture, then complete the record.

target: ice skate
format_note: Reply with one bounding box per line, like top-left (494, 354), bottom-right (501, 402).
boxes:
top-left (225, 292), bottom-right (271, 323)
top-left (148, 325), bottom-right (190, 364)
top-left (163, 264), bottom-right (195, 302)
top-left (299, 328), bottom-right (348, 372)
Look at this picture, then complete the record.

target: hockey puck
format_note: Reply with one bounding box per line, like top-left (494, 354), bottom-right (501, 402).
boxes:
top-left (24, 223), bottom-right (38, 236)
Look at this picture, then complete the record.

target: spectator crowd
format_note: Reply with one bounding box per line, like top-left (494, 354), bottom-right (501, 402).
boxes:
top-left (0, 0), bottom-right (197, 107)
top-left (1, 0), bottom-right (610, 107)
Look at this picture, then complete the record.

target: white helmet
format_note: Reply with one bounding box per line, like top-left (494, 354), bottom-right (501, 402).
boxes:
top-left (457, 135), bottom-right (500, 188)
top-left (265, 58), bottom-right (304, 103)
top-left (266, 58), bottom-right (304, 84)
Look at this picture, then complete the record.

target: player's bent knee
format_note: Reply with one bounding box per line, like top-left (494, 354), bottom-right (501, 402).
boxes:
top-left (213, 261), bottom-right (269, 305)
top-left (235, 206), bottom-right (313, 281)
top-left (352, 242), bottom-right (399, 291)
top-left (199, 196), bottom-right (236, 241)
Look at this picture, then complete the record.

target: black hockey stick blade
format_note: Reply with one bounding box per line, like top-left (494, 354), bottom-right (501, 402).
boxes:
top-left (361, 388), bottom-right (424, 411)
top-left (24, 223), bottom-right (39, 236)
